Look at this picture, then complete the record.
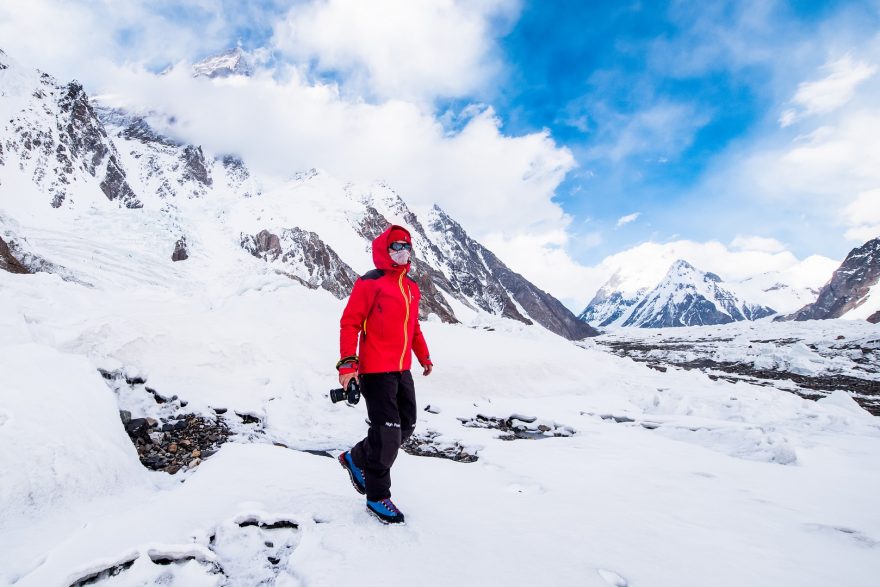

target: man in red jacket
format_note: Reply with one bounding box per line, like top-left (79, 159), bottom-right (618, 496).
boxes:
top-left (336, 225), bottom-right (432, 524)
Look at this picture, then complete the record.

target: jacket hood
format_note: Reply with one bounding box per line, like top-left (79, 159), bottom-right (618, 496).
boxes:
top-left (372, 225), bottom-right (412, 273)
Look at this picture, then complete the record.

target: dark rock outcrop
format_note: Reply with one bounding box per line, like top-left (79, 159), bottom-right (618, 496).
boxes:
top-left (172, 237), bottom-right (188, 262)
top-left (182, 145), bottom-right (212, 188)
top-left (58, 82), bottom-right (142, 208)
top-left (0, 236), bottom-right (31, 274)
top-left (784, 237), bottom-right (880, 322)
top-left (241, 228), bottom-right (358, 299)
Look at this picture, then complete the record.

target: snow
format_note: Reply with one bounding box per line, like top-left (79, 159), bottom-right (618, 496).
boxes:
top-left (2, 50), bottom-right (880, 587)
top-left (2, 258), bottom-right (880, 586)
top-left (0, 340), bottom-right (151, 527)
top-left (843, 281), bottom-right (880, 320)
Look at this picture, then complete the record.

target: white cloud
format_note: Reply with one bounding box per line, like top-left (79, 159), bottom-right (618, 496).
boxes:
top-left (481, 228), bottom-right (603, 310)
top-left (272, 0), bottom-right (519, 102)
top-left (842, 188), bottom-right (880, 242)
top-left (730, 235), bottom-right (787, 253)
top-left (780, 54), bottom-right (877, 127)
top-left (615, 212), bottom-right (641, 228)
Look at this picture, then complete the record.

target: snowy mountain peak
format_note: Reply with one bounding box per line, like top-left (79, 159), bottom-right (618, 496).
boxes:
top-left (621, 260), bottom-right (776, 327)
top-left (581, 259), bottom-right (777, 328)
top-left (191, 47), bottom-right (253, 79)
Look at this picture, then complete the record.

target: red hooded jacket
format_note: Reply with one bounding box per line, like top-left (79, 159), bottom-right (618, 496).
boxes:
top-left (338, 225), bottom-right (431, 375)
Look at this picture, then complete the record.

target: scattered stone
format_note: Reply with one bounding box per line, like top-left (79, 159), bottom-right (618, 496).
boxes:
top-left (424, 404), bottom-right (442, 414)
top-left (236, 412), bottom-right (261, 424)
top-left (238, 517), bottom-right (299, 530)
top-left (145, 417), bottom-right (158, 428)
top-left (459, 414), bottom-right (575, 440)
top-left (121, 414), bottom-right (229, 473)
top-left (403, 430), bottom-right (478, 463)
top-left (213, 407), bottom-right (228, 415)
top-left (125, 376), bottom-right (146, 386)
top-left (119, 410), bottom-right (131, 426)
top-left (268, 556), bottom-right (281, 565)
top-left (837, 335), bottom-right (846, 340)
top-left (125, 418), bottom-right (149, 436)
top-left (68, 557), bottom-right (137, 587)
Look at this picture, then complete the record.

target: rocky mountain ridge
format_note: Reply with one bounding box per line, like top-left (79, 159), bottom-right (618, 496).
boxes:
top-left (0, 48), bottom-right (595, 340)
top-left (784, 237), bottom-right (880, 324)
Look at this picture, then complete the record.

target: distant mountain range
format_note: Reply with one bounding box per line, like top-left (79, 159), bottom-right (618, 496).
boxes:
top-left (579, 259), bottom-right (776, 328)
top-left (580, 240), bottom-right (880, 329)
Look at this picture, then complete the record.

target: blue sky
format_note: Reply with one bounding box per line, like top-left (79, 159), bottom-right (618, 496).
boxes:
top-left (487, 0), bottom-right (880, 262)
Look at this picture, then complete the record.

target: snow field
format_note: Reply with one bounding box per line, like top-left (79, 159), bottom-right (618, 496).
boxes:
top-left (2, 261), bottom-right (880, 586)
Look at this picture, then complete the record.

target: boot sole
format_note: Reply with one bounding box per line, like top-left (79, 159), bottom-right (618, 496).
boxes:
top-left (338, 453), bottom-right (366, 495)
top-left (366, 506), bottom-right (405, 525)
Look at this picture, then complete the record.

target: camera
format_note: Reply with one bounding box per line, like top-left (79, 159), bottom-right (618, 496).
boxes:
top-left (330, 378), bottom-right (360, 405)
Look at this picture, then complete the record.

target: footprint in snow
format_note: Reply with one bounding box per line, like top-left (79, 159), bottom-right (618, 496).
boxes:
top-left (597, 568), bottom-right (628, 586)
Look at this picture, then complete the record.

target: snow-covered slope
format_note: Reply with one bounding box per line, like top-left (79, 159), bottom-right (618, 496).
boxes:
top-left (620, 259), bottom-right (776, 328)
top-left (730, 254), bottom-right (838, 314)
top-left (0, 48), bottom-right (591, 339)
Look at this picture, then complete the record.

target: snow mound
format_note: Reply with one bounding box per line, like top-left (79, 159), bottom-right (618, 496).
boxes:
top-left (0, 343), bottom-right (148, 528)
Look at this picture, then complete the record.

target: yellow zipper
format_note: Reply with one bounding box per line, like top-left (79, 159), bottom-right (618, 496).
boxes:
top-left (397, 272), bottom-right (409, 369)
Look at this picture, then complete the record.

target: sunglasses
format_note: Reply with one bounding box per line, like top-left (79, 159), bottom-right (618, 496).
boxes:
top-left (389, 242), bottom-right (412, 251)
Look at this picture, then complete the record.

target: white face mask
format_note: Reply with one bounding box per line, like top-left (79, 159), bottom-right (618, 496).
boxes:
top-left (390, 249), bottom-right (411, 265)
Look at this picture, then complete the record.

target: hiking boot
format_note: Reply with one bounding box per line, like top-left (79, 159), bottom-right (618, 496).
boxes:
top-left (366, 498), bottom-right (405, 525)
top-left (338, 451), bottom-right (366, 495)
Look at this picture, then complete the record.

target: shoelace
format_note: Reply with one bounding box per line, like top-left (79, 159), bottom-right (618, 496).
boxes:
top-left (380, 499), bottom-right (400, 514)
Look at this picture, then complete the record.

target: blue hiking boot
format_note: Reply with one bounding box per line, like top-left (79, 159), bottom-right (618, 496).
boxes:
top-left (338, 451), bottom-right (366, 495)
top-left (366, 498), bottom-right (405, 525)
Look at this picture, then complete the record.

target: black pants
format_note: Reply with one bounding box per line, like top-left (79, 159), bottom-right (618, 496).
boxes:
top-left (350, 371), bottom-right (417, 501)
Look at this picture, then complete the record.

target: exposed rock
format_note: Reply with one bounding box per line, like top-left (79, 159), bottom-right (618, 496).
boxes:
top-left (99, 154), bottom-right (141, 208)
top-left (57, 82), bottom-right (142, 209)
top-left (172, 236), bottom-right (189, 262)
top-left (0, 236), bottom-right (31, 274)
top-left (428, 206), bottom-right (598, 339)
top-left (241, 228), bottom-right (358, 299)
top-left (182, 145), bottom-right (212, 188)
top-left (122, 413), bottom-right (229, 473)
top-left (402, 430), bottom-right (478, 462)
top-left (459, 413), bottom-right (576, 440)
top-left (784, 237), bottom-right (880, 322)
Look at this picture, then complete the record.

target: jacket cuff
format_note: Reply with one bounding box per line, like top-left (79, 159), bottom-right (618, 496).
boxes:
top-left (336, 355), bottom-right (359, 373)
top-left (420, 356), bottom-right (432, 366)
